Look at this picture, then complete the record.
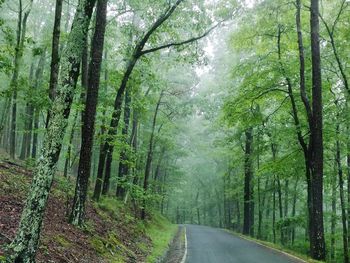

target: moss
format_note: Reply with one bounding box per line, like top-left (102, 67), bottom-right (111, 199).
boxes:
top-left (83, 219), bottom-right (95, 234)
top-left (145, 215), bottom-right (177, 263)
top-left (90, 231), bottom-right (135, 262)
top-left (54, 235), bottom-right (71, 248)
top-left (0, 170), bottom-right (29, 196)
top-left (97, 197), bottom-right (123, 219)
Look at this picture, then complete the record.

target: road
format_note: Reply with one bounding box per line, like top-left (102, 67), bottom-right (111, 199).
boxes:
top-left (184, 225), bottom-right (303, 263)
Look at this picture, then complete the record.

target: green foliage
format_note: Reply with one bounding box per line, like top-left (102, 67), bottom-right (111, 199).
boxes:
top-left (145, 214), bottom-right (177, 263)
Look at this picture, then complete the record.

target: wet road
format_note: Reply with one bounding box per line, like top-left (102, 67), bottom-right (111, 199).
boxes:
top-left (185, 225), bottom-right (303, 263)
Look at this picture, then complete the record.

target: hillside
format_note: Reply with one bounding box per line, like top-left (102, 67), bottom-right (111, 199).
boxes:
top-left (0, 158), bottom-right (177, 262)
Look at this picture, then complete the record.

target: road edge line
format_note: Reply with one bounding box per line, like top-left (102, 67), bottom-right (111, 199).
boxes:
top-left (230, 232), bottom-right (308, 263)
top-left (224, 229), bottom-right (310, 263)
top-left (180, 226), bottom-right (187, 263)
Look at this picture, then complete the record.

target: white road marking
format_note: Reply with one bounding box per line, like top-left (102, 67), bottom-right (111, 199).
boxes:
top-left (236, 234), bottom-right (307, 263)
top-left (180, 227), bottom-right (187, 263)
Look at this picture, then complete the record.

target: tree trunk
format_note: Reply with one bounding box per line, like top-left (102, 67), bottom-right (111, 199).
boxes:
top-left (31, 108), bottom-right (40, 159)
top-left (20, 60), bottom-right (35, 160)
top-left (63, 112), bottom-right (78, 178)
top-left (330, 160), bottom-right (337, 262)
top-left (48, 0), bottom-right (63, 102)
top-left (70, 0), bottom-right (107, 226)
top-left (276, 174), bottom-right (284, 244)
top-left (8, 1), bottom-right (96, 261)
top-left (115, 89), bottom-right (132, 197)
top-left (9, 0), bottom-right (33, 159)
top-left (291, 177), bottom-right (299, 245)
top-left (243, 127), bottom-right (253, 235)
top-left (336, 121), bottom-right (349, 263)
top-left (273, 175), bottom-right (276, 244)
top-left (309, 0), bottom-right (325, 259)
top-left (141, 91), bottom-right (163, 220)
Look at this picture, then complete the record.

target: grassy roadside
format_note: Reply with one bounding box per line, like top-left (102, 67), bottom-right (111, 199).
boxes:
top-left (224, 230), bottom-right (323, 263)
top-left (145, 215), bottom-right (178, 263)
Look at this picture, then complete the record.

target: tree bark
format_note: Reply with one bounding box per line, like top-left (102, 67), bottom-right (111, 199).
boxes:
top-left (309, 0), bottom-right (325, 259)
top-left (70, 0), bottom-right (107, 226)
top-left (48, 0), bottom-right (63, 102)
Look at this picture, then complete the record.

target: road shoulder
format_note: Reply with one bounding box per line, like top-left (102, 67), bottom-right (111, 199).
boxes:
top-left (224, 230), bottom-right (323, 263)
top-left (162, 226), bottom-right (186, 263)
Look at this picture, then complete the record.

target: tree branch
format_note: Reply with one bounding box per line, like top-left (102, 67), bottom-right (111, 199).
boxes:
top-left (139, 22), bottom-right (220, 56)
top-left (135, 0), bottom-right (185, 57)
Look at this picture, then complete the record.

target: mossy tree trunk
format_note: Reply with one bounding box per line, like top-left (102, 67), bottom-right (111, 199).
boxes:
top-left (7, 1), bottom-right (96, 261)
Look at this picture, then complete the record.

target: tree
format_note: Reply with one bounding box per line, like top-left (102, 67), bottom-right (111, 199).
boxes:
top-left (93, 0), bottom-right (217, 200)
top-left (69, 0), bottom-right (108, 226)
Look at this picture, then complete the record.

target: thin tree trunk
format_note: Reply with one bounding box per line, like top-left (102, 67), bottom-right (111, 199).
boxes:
top-left (115, 89), bottom-right (132, 197)
top-left (331, 160), bottom-right (337, 262)
top-left (291, 177), bottom-right (299, 245)
top-left (141, 91), bottom-right (163, 220)
top-left (20, 60), bottom-right (36, 160)
top-left (48, 0), bottom-right (63, 102)
top-left (273, 175), bottom-right (276, 244)
top-left (276, 175), bottom-right (284, 244)
top-left (336, 121), bottom-right (349, 263)
top-left (243, 127), bottom-right (253, 235)
top-left (31, 109), bottom-right (39, 159)
top-left (63, 111), bottom-right (78, 177)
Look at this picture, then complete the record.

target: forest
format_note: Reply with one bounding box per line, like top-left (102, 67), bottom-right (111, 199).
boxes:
top-left (0, 0), bottom-right (349, 262)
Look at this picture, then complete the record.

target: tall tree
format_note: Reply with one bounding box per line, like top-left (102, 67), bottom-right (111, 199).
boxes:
top-left (70, 0), bottom-right (108, 226)
top-left (308, 0), bottom-right (325, 259)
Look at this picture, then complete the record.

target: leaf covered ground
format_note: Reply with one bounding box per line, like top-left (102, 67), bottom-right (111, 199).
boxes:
top-left (0, 158), bottom-right (176, 262)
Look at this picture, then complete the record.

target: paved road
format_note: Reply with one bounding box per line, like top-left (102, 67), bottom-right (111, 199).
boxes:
top-left (185, 225), bottom-right (303, 263)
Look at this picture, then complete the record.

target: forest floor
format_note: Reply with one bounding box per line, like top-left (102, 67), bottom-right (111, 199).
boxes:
top-left (0, 153), bottom-right (177, 263)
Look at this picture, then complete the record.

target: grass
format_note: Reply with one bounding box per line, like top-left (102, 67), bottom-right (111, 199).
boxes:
top-left (145, 214), bottom-right (178, 263)
top-left (225, 230), bottom-right (324, 263)
top-left (90, 231), bottom-right (132, 263)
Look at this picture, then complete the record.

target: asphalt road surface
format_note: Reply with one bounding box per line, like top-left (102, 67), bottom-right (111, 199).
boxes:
top-left (185, 225), bottom-right (303, 263)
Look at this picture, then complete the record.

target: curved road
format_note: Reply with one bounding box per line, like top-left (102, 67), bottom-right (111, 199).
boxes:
top-left (184, 225), bottom-right (303, 263)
